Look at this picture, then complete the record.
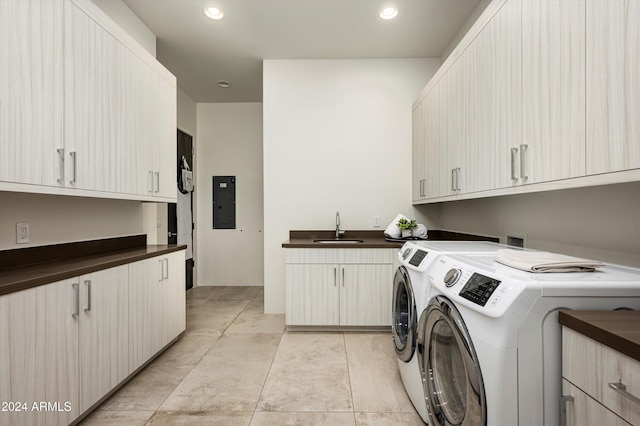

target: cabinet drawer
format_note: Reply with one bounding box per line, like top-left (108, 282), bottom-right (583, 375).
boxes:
top-left (600, 343), bottom-right (640, 425)
top-left (563, 327), bottom-right (640, 425)
top-left (563, 379), bottom-right (630, 426)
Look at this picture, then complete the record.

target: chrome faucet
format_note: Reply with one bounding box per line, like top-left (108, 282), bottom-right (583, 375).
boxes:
top-left (335, 211), bottom-right (345, 239)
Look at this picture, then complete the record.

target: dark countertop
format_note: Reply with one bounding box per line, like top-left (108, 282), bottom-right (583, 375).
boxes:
top-left (0, 235), bottom-right (186, 297)
top-left (559, 310), bottom-right (640, 362)
top-left (282, 230), bottom-right (405, 249)
top-left (282, 229), bottom-right (500, 249)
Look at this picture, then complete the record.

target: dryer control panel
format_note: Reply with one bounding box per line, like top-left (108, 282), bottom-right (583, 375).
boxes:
top-left (428, 255), bottom-right (529, 318)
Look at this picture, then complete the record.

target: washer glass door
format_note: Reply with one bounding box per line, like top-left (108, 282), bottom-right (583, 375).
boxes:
top-left (419, 296), bottom-right (486, 426)
top-left (392, 266), bottom-right (415, 362)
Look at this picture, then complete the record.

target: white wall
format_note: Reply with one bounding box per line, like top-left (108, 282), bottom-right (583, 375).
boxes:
top-left (0, 192), bottom-right (143, 249)
top-left (263, 58), bottom-right (440, 313)
top-left (196, 103), bottom-right (264, 286)
top-left (177, 88), bottom-right (197, 137)
top-left (426, 181), bottom-right (640, 267)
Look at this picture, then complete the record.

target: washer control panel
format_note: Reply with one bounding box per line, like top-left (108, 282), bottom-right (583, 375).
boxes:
top-left (409, 249), bottom-right (428, 267)
top-left (459, 273), bottom-right (501, 306)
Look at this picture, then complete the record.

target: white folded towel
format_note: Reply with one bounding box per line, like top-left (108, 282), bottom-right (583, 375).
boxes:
top-left (413, 224), bottom-right (428, 239)
top-left (384, 214), bottom-right (409, 239)
top-left (494, 249), bottom-right (605, 273)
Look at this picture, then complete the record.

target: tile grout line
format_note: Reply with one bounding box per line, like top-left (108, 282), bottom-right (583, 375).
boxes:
top-left (342, 333), bottom-right (358, 425)
top-left (249, 329), bottom-right (285, 425)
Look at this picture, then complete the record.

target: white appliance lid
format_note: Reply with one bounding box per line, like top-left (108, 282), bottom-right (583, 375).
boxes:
top-left (458, 254), bottom-right (640, 297)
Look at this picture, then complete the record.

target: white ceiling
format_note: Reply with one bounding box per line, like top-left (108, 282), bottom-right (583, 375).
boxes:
top-left (122, 0), bottom-right (483, 103)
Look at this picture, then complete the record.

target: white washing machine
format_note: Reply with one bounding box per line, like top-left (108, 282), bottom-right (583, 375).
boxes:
top-left (392, 241), bottom-right (511, 423)
top-left (417, 253), bottom-right (640, 426)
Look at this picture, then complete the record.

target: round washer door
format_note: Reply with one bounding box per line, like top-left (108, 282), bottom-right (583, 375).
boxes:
top-left (392, 266), bottom-right (416, 362)
top-left (417, 295), bottom-right (486, 426)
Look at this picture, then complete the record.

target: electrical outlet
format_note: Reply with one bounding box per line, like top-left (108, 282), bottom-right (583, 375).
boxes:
top-left (16, 222), bottom-right (30, 244)
top-left (373, 216), bottom-right (381, 227)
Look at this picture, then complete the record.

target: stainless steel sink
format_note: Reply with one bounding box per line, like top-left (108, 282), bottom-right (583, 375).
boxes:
top-left (313, 239), bottom-right (364, 244)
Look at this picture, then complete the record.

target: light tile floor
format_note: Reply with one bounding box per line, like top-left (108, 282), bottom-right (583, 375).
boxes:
top-left (81, 286), bottom-right (423, 425)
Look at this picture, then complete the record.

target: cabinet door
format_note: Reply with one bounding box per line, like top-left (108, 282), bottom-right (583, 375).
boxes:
top-left (586, 0), bottom-right (640, 174)
top-left (285, 264), bottom-right (339, 326)
top-left (161, 251), bottom-right (186, 346)
top-left (0, 280), bottom-right (79, 425)
top-left (152, 72), bottom-right (177, 200)
top-left (78, 266), bottom-right (129, 413)
top-left (340, 264), bottom-right (393, 326)
top-left (64, 0), bottom-right (119, 192)
top-left (443, 62), bottom-right (463, 196)
top-left (522, 0), bottom-right (586, 184)
top-left (425, 81), bottom-right (444, 198)
top-left (0, 0), bottom-right (64, 187)
top-left (479, 0), bottom-right (522, 190)
top-left (412, 101), bottom-right (426, 201)
top-left (128, 258), bottom-right (163, 372)
top-left (562, 380), bottom-right (630, 426)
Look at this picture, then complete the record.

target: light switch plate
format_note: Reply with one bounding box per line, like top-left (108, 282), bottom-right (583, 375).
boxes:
top-left (16, 222), bottom-right (29, 244)
top-left (373, 216), bottom-right (381, 227)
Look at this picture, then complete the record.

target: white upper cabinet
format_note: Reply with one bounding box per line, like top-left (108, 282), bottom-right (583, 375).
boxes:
top-left (0, 0), bottom-right (64, 187)
top-left (65, 1), bottom-right (120, 193)
top-left (484, 0), bottom-right (522, 190)
top-left (412, 102), bottom-right (426, 201)
top-left (522, 0), bottom-right (586, 184)
top-left (0, 0), bottom-right (177, 202)
top-left (412, 0), bottom-right (639, 204)
top-left (586, 0), bottom-right (640, 174)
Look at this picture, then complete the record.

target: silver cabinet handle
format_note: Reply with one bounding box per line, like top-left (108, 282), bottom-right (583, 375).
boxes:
top-left (57, 148), bottom-right (65, 184)
top-left (154, 171), bottom-right (160, 193)
top-left (560, 395), bottom-right (574, 426)
top-left (342, 267), bottom-right (345, 287)
top-left (72, 283), bottom-right (79, 318)
top-left (511, 147), bottom-right (519, 181)
top-left (164, 258), bottom-right (169, 280)
top-left (609, 382), bottom-right (640, 406)
top-left (159, 259), bottom-right (164, 281)
top-left (69, 151), bottom-right (77, 184)
top-left (456, 168), bottom-right (461, 191)
top-left (334, 267), bottom-right (337, 287)
top-left (519, 144), bottom-right (528, 180)
top-left (84, 279), bottom-right (91, 312)
top-left (148, 171), bottom-right (154, 193)
top-left (451, 169), bottom-right (456, 191)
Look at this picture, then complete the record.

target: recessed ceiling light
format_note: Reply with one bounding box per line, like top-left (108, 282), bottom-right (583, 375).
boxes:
top-left (204, 6), bottom-right (224, 20)
top-left (217, 80), bottom-right (232, 88)
top-left (380, 7), bottom-right (398, 20)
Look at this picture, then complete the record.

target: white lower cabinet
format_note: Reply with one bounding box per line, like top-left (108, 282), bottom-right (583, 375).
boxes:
top-left (285, 249), bottom-right (395, 327)
top-left (129, 251), bottom-right (185, 372)
top-left (0, 250), bottom-right (185, 425)
top-left (78, 266), bottom-right (129, 413)
top-left (562, 326), bottom-right (639, 426)
top-left (0, 279), bottom-right (79, 426)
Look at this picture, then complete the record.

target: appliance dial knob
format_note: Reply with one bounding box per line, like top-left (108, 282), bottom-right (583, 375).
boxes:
top-left (402, 247), bottom-right (412, 260)
top-left (444, 268), bottom-right (462, 287)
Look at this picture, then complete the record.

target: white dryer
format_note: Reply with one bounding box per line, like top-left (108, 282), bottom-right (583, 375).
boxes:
top-left (417, 253), bottom-right (640, 426)
top-left (392, 241), bottom-right (510, 423)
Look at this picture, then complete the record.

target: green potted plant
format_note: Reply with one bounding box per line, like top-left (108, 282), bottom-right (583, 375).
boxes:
top-left (397, 218), bottom-right (417, 238)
